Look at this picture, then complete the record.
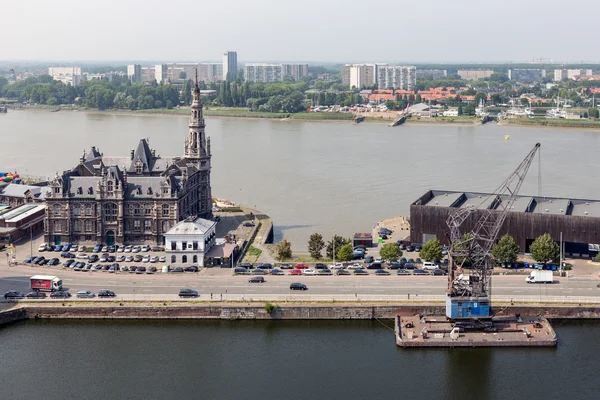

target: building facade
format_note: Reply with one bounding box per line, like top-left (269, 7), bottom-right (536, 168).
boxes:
top-left (44, 80), bottom-right (212, 246)
top-left (415, 69), bottom-right (447, 80)
top-left (155, 64), bottom-right (168, 84)
top-left (244, 64), bottom-right (282, 83)
top-left (222, 51), bottom-right (238, 81)
top-left (48, 66), bottom-right (83, 87)
top-left (127, 64), bottom-right (142, 82)
top-left (377, 66), bottom-right (416, 90)
top-left (508, 69), bottom-right (545, 83)
top-left (281, 63), bottom-right (308, 81)
top-left (164, 216), bottom-right (216, 266)
top-left (342, 64), bottom-right (377, 88)
top-left (457, 69), bottom-right (493, 80)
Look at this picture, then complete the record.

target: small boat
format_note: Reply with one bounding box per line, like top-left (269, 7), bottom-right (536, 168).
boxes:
top-left (353, 115), bottom-right (365, 124)
top-left (389, 115), bottom-right (406, 127)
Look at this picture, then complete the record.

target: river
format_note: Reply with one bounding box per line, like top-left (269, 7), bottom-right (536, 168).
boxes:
top-left (2, 110), bottom-right (600, 248)
top-left (0, 319), bottom-right (598, 399)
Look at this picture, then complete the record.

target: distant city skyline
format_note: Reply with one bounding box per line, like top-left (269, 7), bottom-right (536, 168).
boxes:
top-left (2, 0), bottom-right (598, 63)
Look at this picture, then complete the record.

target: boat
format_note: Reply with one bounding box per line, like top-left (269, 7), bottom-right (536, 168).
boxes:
top-left (505, 98), bottom-right (534, 118)
top-left (546, 96), bottom-right (567, 119)
top-left (475, 98), bottom-right (490, 123)
top-left (389, 115), bottom-right (406, 127)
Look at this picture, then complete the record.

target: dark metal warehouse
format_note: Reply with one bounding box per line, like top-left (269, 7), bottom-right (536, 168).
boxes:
top-left (410, 190), bottom-right (600, 258)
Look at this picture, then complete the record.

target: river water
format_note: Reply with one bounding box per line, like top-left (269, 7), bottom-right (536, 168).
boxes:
top-left (2, 110), bottom-right (600, 248)
top-left (0, 319), bottom-right (598, 399)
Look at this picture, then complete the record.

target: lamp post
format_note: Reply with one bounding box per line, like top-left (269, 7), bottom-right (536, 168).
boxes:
top-left (333, 230), bottom-right (335, 266)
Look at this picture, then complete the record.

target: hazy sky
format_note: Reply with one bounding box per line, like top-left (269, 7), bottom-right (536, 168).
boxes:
top-left (2, 0), bottom-right (597, 63)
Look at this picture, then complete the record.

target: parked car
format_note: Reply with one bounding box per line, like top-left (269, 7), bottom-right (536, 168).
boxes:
top-left (132, 246), bottom-right (141, 253)
top-left (249, 276), bottom-right (265, 283)
top-left (375, 269), bottom-right (391, 276)
top-left (171, 267), bottom-right (184, 273)
top-left (50, 291), bottom-right (72, 298)
top-left (91, 264), bottom-right (103, 271)
top-left (251, 269), bottom-right (266, 275)
top-left (398, 243), bottom-right (406, 250)
top-left (289, 269), bottom-right (302, 276)
top-left (62, 260), bottom-right (75, 268)
top-left (302, 269), bottom-right (316, 276)
top-left (149, 256), bottom-right (158, 263)
top-left (432, 269), bottom-right (447, 276)
top-left (146, 266), bottom-right (157, 274)
top-left (93, 244), bottom-right (102, 253)
top-left (405, 245), bottom-right (415, 252)
top-left (238, 262), bottom-right (253, 269)
top-left (347, 263), bottom-right (363, 270)
top-left (413, 269), bottom-right (430, 276)
top-left (100, 254), bottom-right (109, 263)
top-left (107, 246), bottom-right (116, 253)
top-left (318, 269), bottom-right (333, 276)
top-left (151, 246), bottom-right (164, 252)
top-left (108, 265), bottom-right (117, 273)
top-left (279, 263), bottom-right (292, 269)
top-left (76, 253), bottom-right (88, 260)
top-left (353, 269), bottom-right (369, 275)
top-left (26, 291), bottom-right (47, 299)
top-left (243, 221), bottom-right (255, 227)
top-left (414, 244), bottom-right (423, 252)
top-left (363, 256), bottom-right (374, 264)
top-left (379, 233), bottom-right (388, 240)
top-left (48, 258), bottom-right (60, 266)
top-left (269, 269), bottom-right (284, 275)
top-left (396, 269), bottom-right (411, 275)
top-left (126, 256), bottom-right (135, 263)
top-left (141, 245), bottom-right (150, 252)
top-left (295, 263), bottom-right (308, 269)
top-left (422, 262), bottom-right (440, 270)
top-left (116, 255), bottom-right (125, 262)
top-left (4, 291), bottom-right (25, 299)
top-left (62, 244), bottom-right (72, 252)
top-left (24, 257), bottom-right (33, 264)
top-left (330, 263), bottom-right (345, 269)
top-left (77, 246), bottom-right (85, 252)
top-left (88, 255), bottom-right (99, 263)
top-left (107, 256), bottom-right (116, 262)
top-left (34, 257), bottom-right (46, 265)
top-left (336, 269), bottom-right (351, 276)
top-left (289, 283), bottom-right (308, 291)
top-left (158, 256), bottom-right (166, 263)
top-left (185, 265), bottom-right (198, 272)
top-left (38, 243), bottom-right (48, 252)
top-left (404, 263), bottom-right (416, 270)
top-left (101, 246), bottom-right (108, 253)
top-left (54, 245), bottom-right (63, 252)
top-left (415, 258), bottom-right (423, 264)
top-left (98, 290), bottom-right (116, 298)
top-left (124, 246), bottom-right (132, 253)
top-left (258, 263), bottom-right (272, 270)
top-left (379, 228), bottom-right (393, 235)
top-left (179, 288), bottom-right (198, 297)
top-left (142, 255), bottom-right (150, 263)
top-left (117, 246), bottom-right (125, 253)
top-left (352, 250), bottom-right (365, 259)
top-left (388, 262), bottom-right (402, 270)
top-left (314, 263), bottom-right (327, 269)
top-left (133, 255), bottom-right (143, 262)
top-left (234, 267), bottom-right (249, 275)
top-left (354, 245), bottom-right (367, 252)
top-left (120, 266), bottom-right (129, 272)
top-left (76, 290), bottom-right (95, 298)
top-left (367, 262), bottom-right (382, 270)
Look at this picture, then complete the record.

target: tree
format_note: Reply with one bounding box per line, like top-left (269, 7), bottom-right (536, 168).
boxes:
top-left (530, 233), bottom-right (559, 264)
top-left (275, 239), bottom-right (292, 261)
top-left (179, 71), bottom-right (187, 79)
top-left (457, 103), bottom-right (463, 115)
top-left (491, 234), bottom-right (520, 266)
top-left (380, 242), bottom-right (401, 262)
top-left (589, 108), bottom-right (600, 118)
top-left (326, 235), bottom-right (350, 259)
top-left (337, 244), bottom-right (353, 262)
top-left (307, 233), bottom-right (325, 259)
top-left (420, 238), bottom-right (443, 262)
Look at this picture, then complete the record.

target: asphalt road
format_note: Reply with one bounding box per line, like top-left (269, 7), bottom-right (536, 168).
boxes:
top-left (2, 263), bottom-right (600, 302)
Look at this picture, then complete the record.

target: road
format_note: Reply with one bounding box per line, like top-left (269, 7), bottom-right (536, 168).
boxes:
top-left (2, 263), bottom-right (600, 303)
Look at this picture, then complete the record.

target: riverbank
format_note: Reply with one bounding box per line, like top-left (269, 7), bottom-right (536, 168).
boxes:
top-left (2, 303), bottom-right (600, 327)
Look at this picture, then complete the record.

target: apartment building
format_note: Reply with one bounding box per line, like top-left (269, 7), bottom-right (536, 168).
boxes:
top-left (508, 69), bottom-right (546, 83)
top-left (377, 66), bottom-right (416, 90)
top-left (48, 66), bottom-right (83, 87)
top-left (155, 64), bottom-right (168, 84)
top-left (222, 51), bottom-right (238, 81)
top-left (244, 64), bottom-right (282, 83)
top-left (127, 64), bottom-right (142, 82)
top-left (457, 69), bottom-right (493, 80)
top-left (167, 64), bottom-right (223, 82)
top-left (415, 69), bottom-right (447, 80)
top-left (281, 63), bottom-right (308, 81)
top-left (342, 64), bottom-right (378, 88)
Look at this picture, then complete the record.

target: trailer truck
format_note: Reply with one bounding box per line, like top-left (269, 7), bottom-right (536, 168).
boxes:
top-left (525, 270), bottom-right (554, 284)
top-left (30, 275), bottom-right (63, 291)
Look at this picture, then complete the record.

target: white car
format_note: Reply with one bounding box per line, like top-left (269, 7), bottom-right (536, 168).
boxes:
top-left (329, 263), bottom-right (345, 269)
top-left (91, 264), bottom-right (102, 271)
top-left (142, 255), bottom-right (150, 263)
top-left (422, 262), bottom-right (440, 270)
top-left (116, 255), bottom-right (125, 262)
top-left (347, 263), bottom-right (363, 270)
top-left (141, 245), bottom-right (150, 252)
top-left (117, 246), bottom-right (125, 253)
top-left (125, 256), bottom-right (133, 262)
top-left (124, 246), bottom-right (132, 253)
top-left (132, 246), bottom-right (141, 253)
top-left (159, 256), bottom-right (166, 263)
top-left (78, 245), bottom-right (86, 252)
top-left (38, 243), bottom-right (48, 252)
top-left (149, 256), bottom-right (158, 263)
top-left (375, 257), bottom-right (383, 263)
top-left (76, 253), bottom-right (88, 259)
top-left (302, 268), bottom-right (317, 276)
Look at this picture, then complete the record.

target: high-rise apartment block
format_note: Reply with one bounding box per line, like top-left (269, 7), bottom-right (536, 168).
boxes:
top-left (415, 69), bottom-right (447, 80)
top-left (48, 66), bottom-right (83, 86)
top-left (222, 51), bottom-right (238, 81)
top-left (457, 69), bottom-right (493, 80)
top-left (244, 64), bottom-right (282, 83)
top-left (508, 69), bottom-right (545, 83)
top-left (342, 64), bottom-right (378, 89)
top-left (377, 66), bottom-right (416, 90)
top-left (281, 64), bottom-right (308, 81)
top-left (155, 64), bottom-right (168, 84)
top-left (167, 64), bottom-right (222, 82)
top-left (127, 64), bottom-right (142, 82)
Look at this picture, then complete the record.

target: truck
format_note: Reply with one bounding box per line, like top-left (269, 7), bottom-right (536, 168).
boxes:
top-left (525, 270), bottom-right (554, 284)
top-left (30, 275), bottom-right (63, 292)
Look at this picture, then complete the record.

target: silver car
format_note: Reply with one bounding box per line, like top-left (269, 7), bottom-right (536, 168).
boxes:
top-left (76, 290), bottom-right (95, 298)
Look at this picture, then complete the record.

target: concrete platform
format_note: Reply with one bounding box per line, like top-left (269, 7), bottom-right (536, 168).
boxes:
top-left (395, 314), bottom-right (557, 348)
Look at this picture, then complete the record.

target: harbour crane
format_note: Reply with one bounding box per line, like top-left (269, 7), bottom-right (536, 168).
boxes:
top-left (445, 143), bottom-right (541, 319)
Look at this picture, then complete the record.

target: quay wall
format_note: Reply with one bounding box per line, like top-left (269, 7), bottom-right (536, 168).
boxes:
top-left (2, 304), bottom-right (600, 326)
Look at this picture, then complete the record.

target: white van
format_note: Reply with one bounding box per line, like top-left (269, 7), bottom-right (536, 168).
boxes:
top-left (422, 262), bottom-right (439, 270)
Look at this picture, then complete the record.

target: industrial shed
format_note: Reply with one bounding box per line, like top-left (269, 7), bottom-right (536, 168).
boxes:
top-left (410, 190), bottom-right (600, 258)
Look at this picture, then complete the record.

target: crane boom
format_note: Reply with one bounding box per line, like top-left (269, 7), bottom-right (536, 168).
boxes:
top-left (446, 143), bottom-right (541, 301)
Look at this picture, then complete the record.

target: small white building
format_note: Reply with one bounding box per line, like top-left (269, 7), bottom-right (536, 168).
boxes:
top-left (443, 109), bottom-right (459, 117)
top-left (164, 217), bottom-right (217, 267)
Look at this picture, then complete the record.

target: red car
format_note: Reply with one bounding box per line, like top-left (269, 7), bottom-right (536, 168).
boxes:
top-left (295, 263), bottom-right (308, 269)
top-left (289, 269), bottom-right (302, 275)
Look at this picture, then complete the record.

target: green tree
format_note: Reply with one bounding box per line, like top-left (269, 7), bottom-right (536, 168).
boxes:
top-left (420, 238), bottom-right (443, 262)
top-left (326, 235), bottom-right (350, 259)
top-left (380, 242), bottom-right (401, 262)
top-left (307, 233), bottom-right (325, 259)
top-left (457, 103), bottom-right (463, 115)
top-left (530, 233), bottom-right (559, 264)
top-left (337, 244), bottom-right (353, 262)
top-left (491, 234), bottom-right (520, 266)
top-left (275, 239), bottom-right (292, 261)
top-left (589, 108), bottom-right (599, 118)
top-left (179, 71), bottom-right (187, 79)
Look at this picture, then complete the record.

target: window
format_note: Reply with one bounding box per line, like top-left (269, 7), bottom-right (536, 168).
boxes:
top-left (73, 205), bottom-right (80, 216)
top-left (103, 203), bottom-right (117, 222)
top-left (53, 221), bottom-right (62, 232)
top-left (162, 204), bottom-right (169, 216)
top-left (54, 187), bottom-right (60, 194)
top-left (107, 181), bottom-right (114, 194)
top-left (162, 188), bottom-right (169, 194)
top-left (182, 241), bottom-right (187, 250)
top-left (88, 187), bottom-right (94, 195)
top-left (85, 220), bottom-right (94, 232)
top-left (134, 220), bottom-right (141, 232)
top-left (53, 204), bottom-right (61, 216)
top-left (145, 206), bottom-right (152, 216)
top-left (73, 220), bottom-right (81, 232)
top-left (171, 255), bottom-right (176, 263)
top-left (85, 235), bottom-right (92, 241)
top-left (193, 255), bottom-right (198, 263)
top-left (77, 187), bottom-right (83, 195)
top-left (171, 241), bottom-right (176, 251)
top-left (147, 187), bottom-right (153, 195)
top-left (85, 205), bottom-right (92, 216)
top-left (134, 204), bottom-right (140, 215)
top-left (162, 221), bottom-right (170, 232)
top-left (136, 164), bottom-right (142, 174)
top-left (193, 241), bottom-right (198, 250)
top-left (144, 220), bottom-right (152, 231)
top-left (182, 255), bottom-right (187, 263)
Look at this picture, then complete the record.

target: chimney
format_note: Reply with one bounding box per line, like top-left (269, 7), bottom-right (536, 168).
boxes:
top-left (130, 149), bottom-right (135, 160)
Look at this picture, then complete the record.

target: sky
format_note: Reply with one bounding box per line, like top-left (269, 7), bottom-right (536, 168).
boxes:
top-left (2, 0), bottom-right (598, 64)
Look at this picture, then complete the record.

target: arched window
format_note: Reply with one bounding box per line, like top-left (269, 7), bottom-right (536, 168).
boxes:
top-left (171, 255), bottom-right (176, 263)
top-left (182, 255), bottom-right (188, 263)
top-left (103, 203), bottom-right (118, 222)
top-left (107, 181), bottom-right (114, 194)
top-left (193, 255), bottom-right (197, 263)
top-left (53, 204), bottom-right (61, 215)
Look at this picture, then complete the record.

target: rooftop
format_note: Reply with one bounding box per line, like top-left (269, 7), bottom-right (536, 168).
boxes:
top-left (166, 217), bottom-right (216, 236)
top-left (0, 204), bottom-right (46, 223)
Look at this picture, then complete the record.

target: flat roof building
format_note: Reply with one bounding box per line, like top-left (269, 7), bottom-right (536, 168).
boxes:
top-left (223, 51), bottom-right (238, 81)
top-left (457, 69), bottom-right (493, 80)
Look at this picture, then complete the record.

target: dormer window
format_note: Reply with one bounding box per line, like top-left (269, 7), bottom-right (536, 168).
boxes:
top-left (88, 187), bottom-right (93, 195)
top-left (135, 159), bottom-right (143, 175)
top-left (137, 187), bottom-right (142, 195)
top-left (77, 187), bottom-right (83, 195)
top-left (107, 181), bottom-right (114, 194)
top-left (147, 187), bottom-right (153, 195)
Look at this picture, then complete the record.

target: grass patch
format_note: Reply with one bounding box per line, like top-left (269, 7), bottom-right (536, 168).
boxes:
top-left (244, 245), bottom-right (262, 263)
top-left (503, 118), bottom-right (600, 128)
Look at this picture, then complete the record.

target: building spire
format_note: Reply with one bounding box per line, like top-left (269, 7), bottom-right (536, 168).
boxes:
top-left (185, 68), bottom-right (205, 160)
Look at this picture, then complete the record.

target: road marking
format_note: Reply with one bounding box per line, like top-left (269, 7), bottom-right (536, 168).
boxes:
top-left (142, 289), bottom-right (153, 292)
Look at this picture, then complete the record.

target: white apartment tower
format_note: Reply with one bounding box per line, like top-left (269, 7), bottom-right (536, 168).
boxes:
top-left (281, 64), bottom-right (308, 81)
top-left (343, 64), bottom-right (377, 88)
top-left (222, 51), bottom-right (238, 81)
top-left (48, 66), bottom-right (83, 87)
top-left (127, 64), bottom-right (142, 82)
top-left (155, 64), bottom-right (168, 84)
top-left (377, 66), bottom-right (416, 90)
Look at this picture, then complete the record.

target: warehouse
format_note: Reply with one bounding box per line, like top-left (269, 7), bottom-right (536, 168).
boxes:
top-left (410, 190), bottom-right (600, 258)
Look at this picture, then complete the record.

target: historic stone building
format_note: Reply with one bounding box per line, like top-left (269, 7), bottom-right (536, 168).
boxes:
top-left (44, 80), bottom-right (212, 246)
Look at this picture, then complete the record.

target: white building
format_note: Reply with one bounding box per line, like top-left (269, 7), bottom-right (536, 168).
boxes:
top-left (155, 64), bottom-right (168, 84)
top-left (127, 64), bottom-right (142, 82)
top-left (167, 63), bottom-right (223, 82)
top-left (141, 67), bottom-right (156, 83)
top-left (48, 66), bottom-right (83, 86)
top-left (281, 63), bottom-right (308, 81)
top-left (343, 64), bottom-right (378, 88)
top-left (457, 69), bottom-right (493, 80)
top-left (222, 51), bottom-right (238, 81)
top-left (443, 109), bottom-right (459, 117)
top-left (377, 66), bottom-right (416, 90)
top-left (244, 64), bottom-right (282, 83)
top-left (164, 217), bottom-right (217, 267)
